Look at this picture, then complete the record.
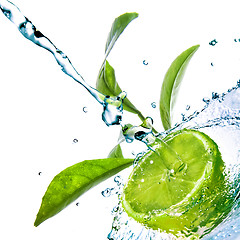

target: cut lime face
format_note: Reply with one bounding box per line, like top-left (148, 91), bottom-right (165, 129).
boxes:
top-left (122, 129), bottom-right (232, 238)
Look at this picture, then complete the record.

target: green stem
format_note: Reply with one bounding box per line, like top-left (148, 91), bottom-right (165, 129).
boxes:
top-left (137, 111), bottom-right (158, 134)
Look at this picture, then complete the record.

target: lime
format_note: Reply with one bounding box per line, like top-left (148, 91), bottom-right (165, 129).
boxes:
top-left (122, 129), bottom-right (232, 238)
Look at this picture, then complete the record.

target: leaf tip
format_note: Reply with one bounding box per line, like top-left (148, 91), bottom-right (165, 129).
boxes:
top-left (34, 218), bottom-right (41, 227)
top-left (34, 212), bottom-right (46, 227)
top-left (193, 44), bottom-right (200, 51)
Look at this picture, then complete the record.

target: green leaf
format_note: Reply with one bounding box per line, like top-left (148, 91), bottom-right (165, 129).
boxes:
top-left (96, 12), bottom-right (145, 122)
top-left (108, 144), bottom-right (124, 158)
top-left (105, 12), bottom-right (138, 59)
top-left (159, 45), bottom-right (200, 130)
top-left (97, 60), bottom-right (144, 120)
top-left (34, 158), bottom-right (133, 227)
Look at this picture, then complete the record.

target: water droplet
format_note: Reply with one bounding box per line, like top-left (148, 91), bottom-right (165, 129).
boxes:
top-left (73, 138), bottom-right (78, 143)
top-left (143, 214), bottom-right (151, 221)
top-left (150, 160), bottom-right (154, 164)
top-left (38, 172), bottom-right (42, 176)
top-left (211, 62), bottom-right (214, 66)
top-left (114, 176), bottom-right (122, 186)
top-left (101, 188), bottom-right (114, 197)
top-left (209, 39), bottom-right (218, 46)
top-left (112, 206), bottom-right (119, 213)
top-left (230, 189), bottom-right (235, 194)
top-left (126, 138), bottom-right (133, 143)
top-left (83, 107), bottom-right (88, 113)
top-left (212, 92), bottom-right (219, 99)
top-left (134, 131), bottom-right (148, 141)
top-left (181, 113), bottom-right (187, 121)
top-left (186, 105), bottom-right (190, 111)
top-left (143, 60), bottom-right (148, 65)
top-left (151, 102), bottom-right (156, 108)
top-left (203, 97), bottom-right (210, 104)
top-left (2, 9), bottom-right (11, 18)
top-left (237, 80), bottom-right (240, 87)
top-left (141, 179), bottom-right (144, 182)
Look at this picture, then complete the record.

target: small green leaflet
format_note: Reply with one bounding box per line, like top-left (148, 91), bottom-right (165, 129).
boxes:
top-left (108, 144), bottom-right (124, 158)
top-left (34, 158), bottom-right (133, 226)
top-left (104, 12), bottom-right (138, 60)
top-left (97, 61), bottom-right (145, 121)
top-left (96, 12), bottom-right (145, 122)
top-left (159, 45), bottom-right (200, 130)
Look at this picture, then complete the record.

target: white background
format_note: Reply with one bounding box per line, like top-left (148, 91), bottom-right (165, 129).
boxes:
top-left (1, 0), bottom-right (240, 239)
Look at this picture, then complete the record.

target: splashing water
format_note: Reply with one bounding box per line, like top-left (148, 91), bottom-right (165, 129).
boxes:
top-left (107, 84), bottom-right (240, 240)
top-left (0, 0), bottom-right (126, 127)
top-left (2, 1), bottom-right (240, 239)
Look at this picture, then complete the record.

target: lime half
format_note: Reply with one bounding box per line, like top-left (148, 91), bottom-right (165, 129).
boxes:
top-left (122, 129), bottom-right (231, 238)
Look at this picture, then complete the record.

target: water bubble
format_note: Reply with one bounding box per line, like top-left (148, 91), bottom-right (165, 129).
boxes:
top-left (209, 39), bottom-right (218, 46)
top-left (73, 138), bottom-right (78, 143)
top-left (143, 60), bottom-right (148, 65)
top-left (83, 107), bottom-right (88, 113)
top-left (151, 102), bottom-right (156, 108)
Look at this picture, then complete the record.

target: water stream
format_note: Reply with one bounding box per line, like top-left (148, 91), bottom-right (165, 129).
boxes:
top-left (0, 0), bottom-right (126, 127)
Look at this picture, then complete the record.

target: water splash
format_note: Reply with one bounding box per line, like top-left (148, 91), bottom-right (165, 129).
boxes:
top-left (108, 83), bottom-right (240, 240)
top-left (102, 176), bottom-right (124, 198)
top-left (0, 0), bottom-right (126, 127)
top-left (122, 117), bottom-right (186, 173)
